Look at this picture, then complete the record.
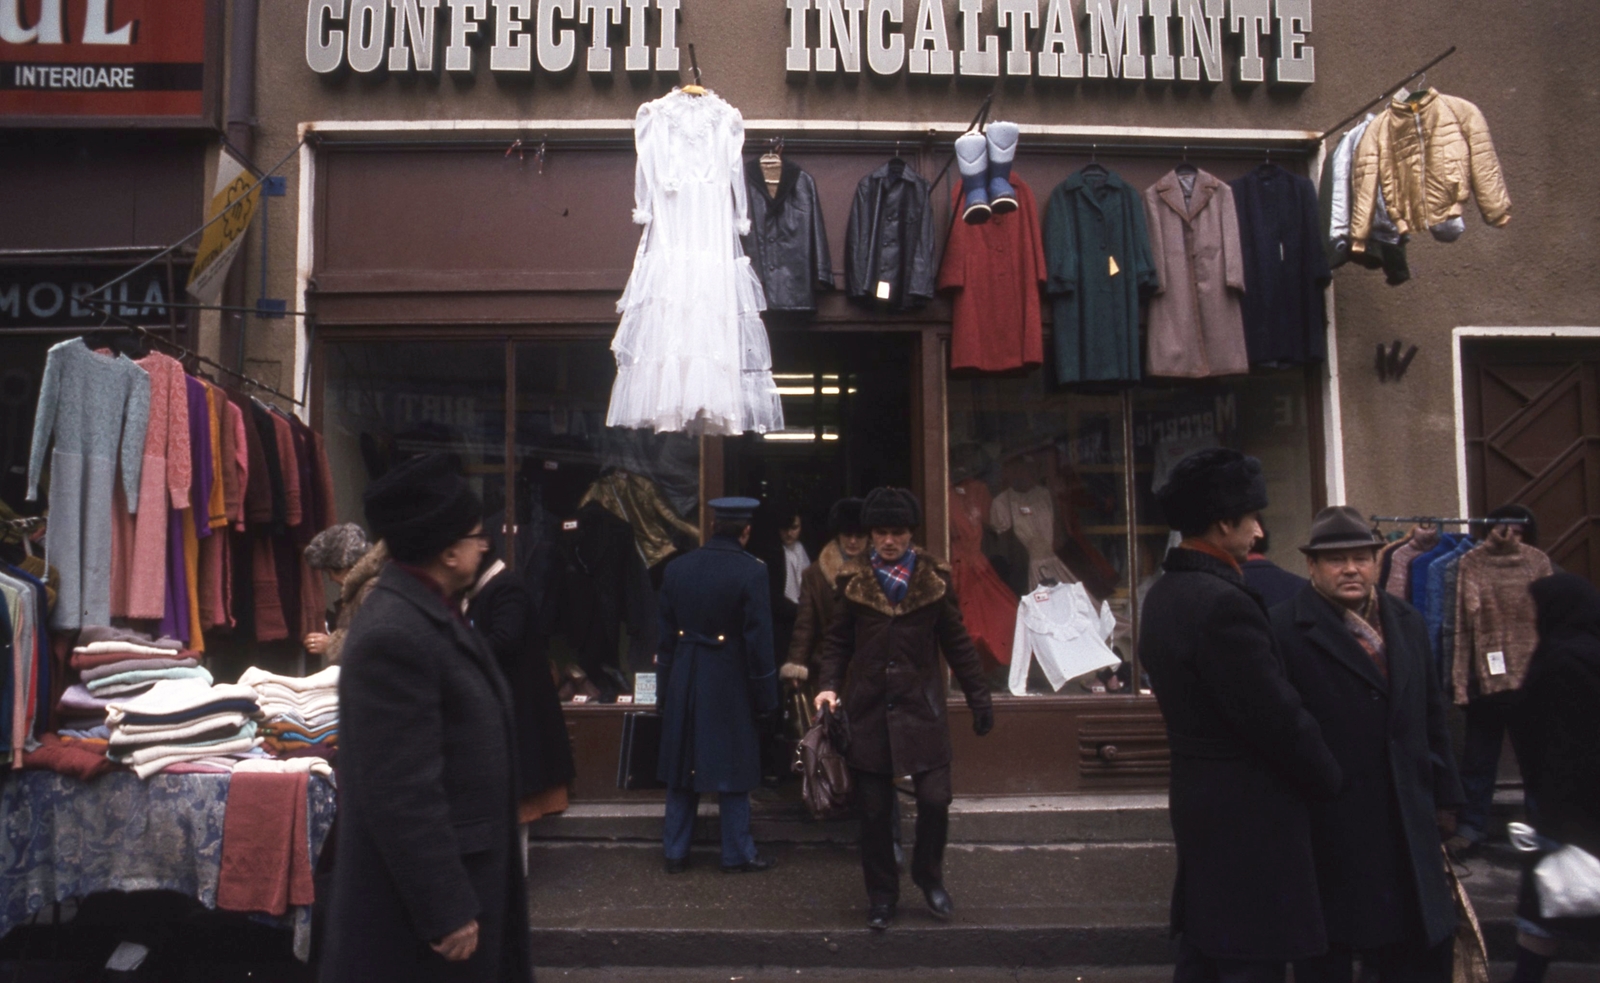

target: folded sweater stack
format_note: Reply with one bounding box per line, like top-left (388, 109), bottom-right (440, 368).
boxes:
top-left (59, 627), bottom-right (202, 731)
top-left (238, 665), bottom-right (339, 759)
top-left (106, 679), bottom-right (264, 779)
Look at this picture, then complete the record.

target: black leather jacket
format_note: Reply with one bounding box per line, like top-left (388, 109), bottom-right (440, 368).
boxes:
top-left (742, 159), bottom-right (833, 313)
top-left (844, 159), bottom-right (937, 311)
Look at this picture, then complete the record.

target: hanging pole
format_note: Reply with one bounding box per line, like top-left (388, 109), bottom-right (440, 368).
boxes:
top-left (688, 43), bottom-right (702, 86)
top-left (1369, 515), bottom-right (1523, 527)
top-left (927, 94), bottom-right (996, 199)
top-left (87, 307), bottom-right (305, 406)
top-left (1319, 46), bottom-right (1457, 141)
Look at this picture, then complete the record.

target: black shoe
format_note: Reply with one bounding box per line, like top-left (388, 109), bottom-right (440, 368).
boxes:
top-left (664, 856), bottom-right (689, 874)
top-left (720, 855), bottom-right (777, 874)
top-left (922, 885), bottom-right (953, 920)
top-left (867, 903), bottom-right (896, 931)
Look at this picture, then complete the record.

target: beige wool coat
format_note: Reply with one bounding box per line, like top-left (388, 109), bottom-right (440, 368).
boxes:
top-left (1143, 169), bottom-right (1250, 379)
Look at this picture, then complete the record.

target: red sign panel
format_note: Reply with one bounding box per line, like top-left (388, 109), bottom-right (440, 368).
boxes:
top-left (0, 0), bottom-right (212, 121)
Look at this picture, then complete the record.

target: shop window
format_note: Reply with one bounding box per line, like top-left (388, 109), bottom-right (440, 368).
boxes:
top-left (947, 366), bottom-right (1317, 698)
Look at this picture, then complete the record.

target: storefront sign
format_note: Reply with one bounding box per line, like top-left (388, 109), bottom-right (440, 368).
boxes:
top-left (0, 0), bottom-right (215, 121)
top-left (187, 148), bottom-right (261, 306)
top-left (0, 265), bottom-right (187, 329)
top-left (305, 0), bottom-right (1311, 83)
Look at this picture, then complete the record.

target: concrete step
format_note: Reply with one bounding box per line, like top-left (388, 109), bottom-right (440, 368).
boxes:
top-left (532, 967), bottom-right (1600, 983)
top-left (530, 793), bottom-right (1174, 845)
top-left (525, 839), bottom-right (1594, 969)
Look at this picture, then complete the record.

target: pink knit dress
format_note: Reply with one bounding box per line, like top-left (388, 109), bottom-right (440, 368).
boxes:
top-left (125, 353), bottom-right (191, 620)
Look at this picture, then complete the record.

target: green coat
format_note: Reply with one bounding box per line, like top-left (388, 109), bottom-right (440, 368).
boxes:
top-left (1043, 170), bottom-right (1158, 384)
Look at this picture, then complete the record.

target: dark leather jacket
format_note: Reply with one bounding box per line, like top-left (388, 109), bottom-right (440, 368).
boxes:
top-left (742, 158), bottom-right (833, 313)
top-left (845, 159), bottom-right (937, 311)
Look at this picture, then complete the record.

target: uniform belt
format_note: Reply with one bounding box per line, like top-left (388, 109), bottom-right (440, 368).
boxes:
top-left (676, 629), bottom-right (728, 647)
top-left (1166, 734), bottom-right (1246, 760)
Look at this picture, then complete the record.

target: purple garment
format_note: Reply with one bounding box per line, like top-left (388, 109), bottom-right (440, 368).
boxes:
top-left (161, 504), bottom-right (188, 642)
top-left (184, 376), bottom-right (213, 541)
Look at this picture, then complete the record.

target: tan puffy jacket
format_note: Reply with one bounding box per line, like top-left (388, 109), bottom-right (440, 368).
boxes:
top-left (1350, 91), bottom-right (1510, 251)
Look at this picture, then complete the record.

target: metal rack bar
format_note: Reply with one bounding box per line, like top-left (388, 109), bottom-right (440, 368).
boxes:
top-left (1370, 515), bottom-right (1523, 526)
top-left (1320, 45), bottom-right (1458, 140)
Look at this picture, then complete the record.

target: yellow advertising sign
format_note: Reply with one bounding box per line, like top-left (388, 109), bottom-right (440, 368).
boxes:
top-left (186, 149), bottom-right (260, 305)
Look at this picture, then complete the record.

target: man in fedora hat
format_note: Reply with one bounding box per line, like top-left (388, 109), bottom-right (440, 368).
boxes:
top-left (1139, 448), bottom-right (1342, 983)
top-left (656, 497), bottom-right (779, 875)
top-left (1271, 506), bottom-right (1464, 983)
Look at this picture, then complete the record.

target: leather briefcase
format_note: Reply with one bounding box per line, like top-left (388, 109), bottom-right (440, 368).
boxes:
top-left (616, 711), bottom-right (667, 790)
top-left (793, 705), bottom-right (853, 820)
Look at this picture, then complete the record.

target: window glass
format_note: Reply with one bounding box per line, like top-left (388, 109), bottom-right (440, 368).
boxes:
top-left (947, 371), bottom-right (1134, 697)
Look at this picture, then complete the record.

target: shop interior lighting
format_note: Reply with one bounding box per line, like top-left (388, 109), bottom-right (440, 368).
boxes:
top-left (762, 431), bottom-right (840, 442)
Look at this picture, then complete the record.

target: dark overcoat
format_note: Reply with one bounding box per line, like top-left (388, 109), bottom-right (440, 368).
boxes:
top-left (742, 157), bottom-right (833, 313)
top-left (655, 535), bottom-right (779, 793)
top-left (843, 160), bottom-right (937, 311)
top-left (816, 550), bottom-right (992, 777)
top-left (321, 564), bottom-right (530, 983)
top-left (1271, 587), bottom-right (1464, 952)
top-left (1229, 164), bottom-right (1331, 367)
top-left (1137, 547), bottom-right (1342, 962)
top-left (467, 568), bottom-right (576, 797)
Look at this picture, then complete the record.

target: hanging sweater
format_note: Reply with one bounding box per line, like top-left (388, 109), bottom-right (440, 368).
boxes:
top-left (1451, 540), bottom-right (1552, 704)
top-left (26, 339), bottom-right (151, 630)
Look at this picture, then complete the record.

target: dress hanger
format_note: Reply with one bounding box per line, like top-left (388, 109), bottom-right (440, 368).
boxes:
top-left (1081, 143), bottom-right (1107, 178)
top-left (682, 44), bottom-right (706, 95)
top-left (760, 136), bottom-right (784, 195)
top-left (1175, 145), bottom-right (1197, 177)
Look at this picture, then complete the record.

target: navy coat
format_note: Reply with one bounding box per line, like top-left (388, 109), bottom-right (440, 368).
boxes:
top-left (655, 536), bottom-right (779, 793)
top-left (1138, 547), bottom-right (1342, 962)
top-left (1272, 587), bottom-right (1465, 952)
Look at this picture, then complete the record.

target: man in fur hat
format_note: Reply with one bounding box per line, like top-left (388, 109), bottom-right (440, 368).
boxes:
top-left (816, 487), bottom-right (993, 932)
top-left (1139, 449), bottom-right (1342, 983)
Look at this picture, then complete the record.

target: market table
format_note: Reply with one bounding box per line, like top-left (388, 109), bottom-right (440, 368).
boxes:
top-left (0, 770), bottom-right (336, 960)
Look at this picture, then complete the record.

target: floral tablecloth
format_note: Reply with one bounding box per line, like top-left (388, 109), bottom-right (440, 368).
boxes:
top-left (0, 770), bottom-right (336, 960)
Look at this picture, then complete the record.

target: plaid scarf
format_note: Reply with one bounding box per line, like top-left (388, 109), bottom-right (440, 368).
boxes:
top-left (1341, 591), bottom-right (1388, 679)
top-left (870, 549), bottom-right (916, 605)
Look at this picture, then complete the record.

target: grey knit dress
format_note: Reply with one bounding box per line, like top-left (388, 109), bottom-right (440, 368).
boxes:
top-left (26, 339), bottom-right (151, 630)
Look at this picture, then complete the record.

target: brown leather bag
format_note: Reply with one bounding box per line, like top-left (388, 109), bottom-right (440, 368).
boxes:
top-left (793, 705), bottom-right (853, 820)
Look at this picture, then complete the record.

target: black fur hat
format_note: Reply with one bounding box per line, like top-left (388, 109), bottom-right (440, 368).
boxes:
top-left (1155, 448), bottom-right (1268, 534)
top-left (363, 454), bottom-right (483, 563)
top-left (828, 497), bottom-right (866, 536)
top-left (861, 487), bottom-right (922, 530)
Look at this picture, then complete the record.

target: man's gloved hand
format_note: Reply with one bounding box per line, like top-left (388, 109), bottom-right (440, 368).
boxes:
top-left (972, 705), bottom-right (994, 737)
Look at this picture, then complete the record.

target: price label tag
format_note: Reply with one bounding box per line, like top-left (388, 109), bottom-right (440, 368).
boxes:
top-left (954, 486), bottom-right (966, 495)
top-left (571, 694), bottom-right (589, 704)
top-left (1032, 589), bottom-right (1051, 603)
top-left (544, 460), bottom-right (560, 471)
top-left (1018, 505), bottom-right (1032, 515)
top-left (875, 280), bottom-right (893, 300)
top-left (562, 519), bottom-right (579, 531)
top-left (634, 672), bottom-right (658, 705)
top-left (1108, 255), bottom-right (1121, 276)
top-left (1090, 684), bottom-right (1107, 694)
top-left (1486, 651), bottom-right (1507, 676)
top-left (616, 695), bottom-right (634, 705)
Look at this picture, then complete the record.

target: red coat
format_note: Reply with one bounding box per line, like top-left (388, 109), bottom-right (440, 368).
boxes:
top-left (940, 175), bottom-right (1046, 372)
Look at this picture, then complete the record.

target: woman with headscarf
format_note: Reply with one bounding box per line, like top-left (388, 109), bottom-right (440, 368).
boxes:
top-left (1506, 573), bottom-right (1600, 982)
top-left (302, 522), bottom-right (382, 666)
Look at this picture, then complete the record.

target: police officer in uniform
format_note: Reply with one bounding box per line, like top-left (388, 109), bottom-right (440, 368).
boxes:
top-left (657, 497), bottom-right (780, 873)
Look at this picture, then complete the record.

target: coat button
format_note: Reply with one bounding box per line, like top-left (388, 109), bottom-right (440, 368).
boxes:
top-left (886, 702), bottom-right (895, 710)
top-left (1370, 692), bottom-right (1380, 701)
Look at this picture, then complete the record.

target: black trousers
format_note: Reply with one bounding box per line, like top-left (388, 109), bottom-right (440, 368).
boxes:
top-left (854, 766), bottom-right (950, 905)
top-left (1294, 937), bottom-right (1453, 983)
top-left (1172, 939), bottom-right (1285, 983)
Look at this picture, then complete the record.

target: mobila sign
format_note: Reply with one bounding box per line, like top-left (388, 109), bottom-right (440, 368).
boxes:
top-left (306, 0), bottom-right (1314, 84)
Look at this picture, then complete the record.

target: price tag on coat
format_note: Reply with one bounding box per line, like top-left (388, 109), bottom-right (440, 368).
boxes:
top-left (562, 519), bottom-right (579, 531)
top-left (1018, 506), bottom-right (1032, 515)
top-left (1487, 651), bottom-right (1507, 675)
top-left (1032, 589), bottom-right (1052, 603)
top-left (1108, 255), bottom-right (1121, 276)
top-left (876, 280), bottom-right (893, 300)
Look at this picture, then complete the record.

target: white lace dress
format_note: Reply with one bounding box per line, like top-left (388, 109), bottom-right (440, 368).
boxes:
top-left (607, 89), bottom-right (784, 436)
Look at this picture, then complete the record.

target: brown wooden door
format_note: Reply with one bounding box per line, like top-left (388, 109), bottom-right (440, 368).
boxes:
top-left (1461, 338), bottom-right (1600, 581)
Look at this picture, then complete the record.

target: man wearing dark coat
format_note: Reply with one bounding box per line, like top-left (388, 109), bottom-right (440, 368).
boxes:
top-left (656, 497), bottom-right (779, 874)
top-left (1138, 449), bottom-right (1343, 983)
top-left (322, 454), bottom-right (530, 983)
top-left (816, 487), bottom-right (994, 932)
top-left (1273, 506), bottom-right (1464, 983)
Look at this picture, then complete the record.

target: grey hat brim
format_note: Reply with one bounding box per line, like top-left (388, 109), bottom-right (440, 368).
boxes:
top-left (1298, 537), bottom-right (1383, 555)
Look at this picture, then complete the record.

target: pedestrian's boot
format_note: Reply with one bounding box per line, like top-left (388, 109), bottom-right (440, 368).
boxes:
top-left (986, 121), bottom-right (1019, 215)
top-left (955, 130), bottom-right (991, 224)
top-left (922, 883), bottom-right (953, 920)
top-left (867, 902), bottom-right (896, 931)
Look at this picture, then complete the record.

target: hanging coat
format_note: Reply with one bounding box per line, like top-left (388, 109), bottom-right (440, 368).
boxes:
top-left (742, 157), bottom-right (833, 314)
top-left (1229, 165), bottom-right (1330, 367)
top-left (940, 176), bottom-right (1047, 373)
top-left (1043, 169), bottom-right (1158, 385)
top-left (844, 159), bottom-right (937, 312)
top-left (655, 535), bottom-right (778, 793)
top-left (1143, 169), bottom-right (1249, 379)
top-left (1272, 587), bottom-right (1465, 952)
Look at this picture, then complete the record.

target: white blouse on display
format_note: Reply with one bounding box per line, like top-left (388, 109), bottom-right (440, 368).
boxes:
top-left (1008, 581), bottom-right (1121, 696)
top-left (607, 88), bottom-right (784, 436)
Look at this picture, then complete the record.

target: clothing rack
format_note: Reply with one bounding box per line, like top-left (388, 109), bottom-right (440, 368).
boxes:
top-left (83, 318), bottom-right (304, 408)
top-left (1319, 45), bottom-right (1457, 141)
top-left (0, 515), bottom-right (45, 529)
top-left (1369, 516), bottom-right (1523, 526)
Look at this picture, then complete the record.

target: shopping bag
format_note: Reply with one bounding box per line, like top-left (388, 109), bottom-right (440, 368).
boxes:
top-left (616, 711), bottom-right (667, 790)
top-left (1534, 843), bottom-right (1600, 919)
top-left (793, 705), bottom-right (853, 821)
top-left (1444, 845), bottom-right (1489, 983)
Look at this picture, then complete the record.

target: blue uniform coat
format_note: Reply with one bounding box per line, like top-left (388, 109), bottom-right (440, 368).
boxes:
top-left (655, 535), bottom-right (779, 793)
